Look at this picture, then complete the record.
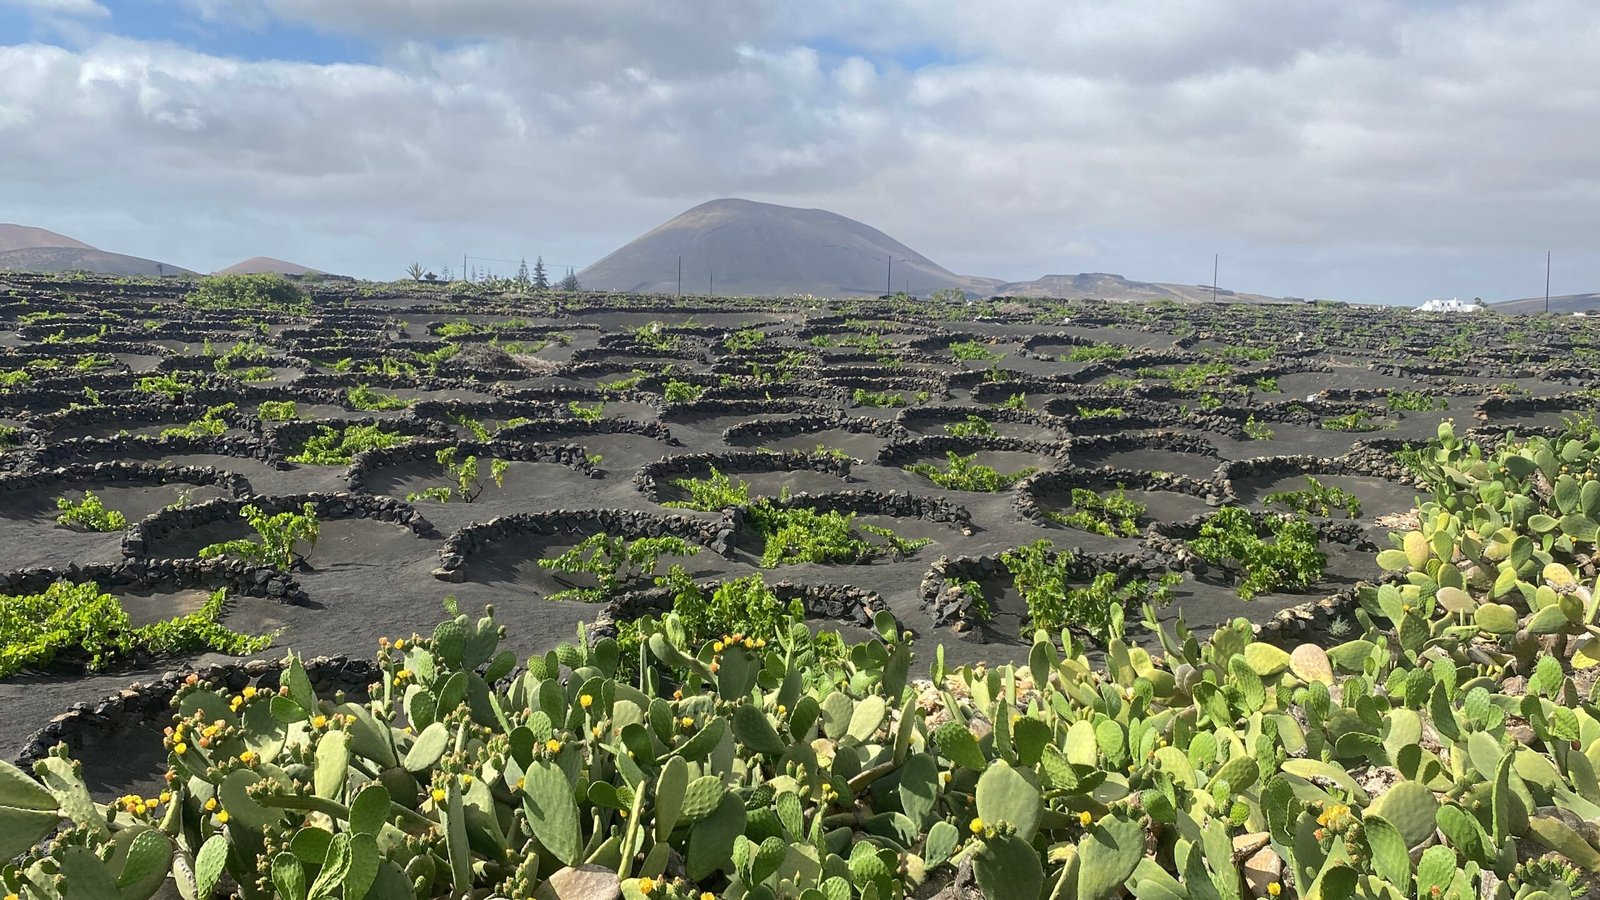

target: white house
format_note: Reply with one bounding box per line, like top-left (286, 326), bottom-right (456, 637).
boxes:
top-left (1417, 297), bottom-right (1482, 314)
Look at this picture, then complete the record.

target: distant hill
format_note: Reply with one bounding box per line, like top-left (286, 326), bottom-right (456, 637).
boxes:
top-left (216, 257), bottom-right (322, 276)
top-left (581, 198), bottom-right (972, 297)
top-left (0, 247), bottom-right (197, 277)
top-left (0, 224), bottom-right (94, 253)
top-left (1492, 292), bottom-right (1600, 315)
top-left (991, 272), bottom-right (1292, 305)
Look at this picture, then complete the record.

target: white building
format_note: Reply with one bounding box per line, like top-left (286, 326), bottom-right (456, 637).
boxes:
top-left (1417, 297), bottom-right (1483, 313)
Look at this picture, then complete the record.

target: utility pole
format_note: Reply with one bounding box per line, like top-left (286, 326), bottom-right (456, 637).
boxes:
top-left (677, 256), bottom-right (682, 298)
top-left (886, 257), bottom-right (892, 296)
top-left (709, 271), bottom-right (713, 296)
top-left (1545, 250), bottom-right (1551, 314)
top-left (1212, 254), bottom-right (1218, 303)
top-left (463, 253), bottom-right (467, 284)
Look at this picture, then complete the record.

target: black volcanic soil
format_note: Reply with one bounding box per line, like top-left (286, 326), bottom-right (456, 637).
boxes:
top-left (2, 276), bottom-right (1596, 799)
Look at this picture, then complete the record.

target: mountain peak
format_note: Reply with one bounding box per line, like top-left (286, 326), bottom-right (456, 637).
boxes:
top-left (581, 199), bottom-right (971, 297)
top-left (0, 224), bottom-right (96, 253)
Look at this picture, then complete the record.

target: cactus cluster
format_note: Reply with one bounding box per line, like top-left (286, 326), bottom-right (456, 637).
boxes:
top-left (3, 420), bottom-right (1600, 899)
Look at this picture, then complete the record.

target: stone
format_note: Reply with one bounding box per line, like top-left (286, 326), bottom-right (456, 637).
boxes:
top-left (1241, 845), bottom-right (1283, 898)
top-left (432, 566), bottom-right (465, 582)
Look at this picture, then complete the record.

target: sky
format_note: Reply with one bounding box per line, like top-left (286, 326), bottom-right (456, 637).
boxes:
top-left (1, 0), bottom-right (1597, 305)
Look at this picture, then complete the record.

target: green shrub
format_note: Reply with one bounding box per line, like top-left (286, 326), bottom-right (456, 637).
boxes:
top-left (55, 491), bottom-right (128, 532)
top-left (198, 502), bottom-right (321, 570)
top-left (538, 533), bottom-right (700, 602)
top-left (406, 448), bottom-right (508, 504)
top-left (949, 340), bottom-right (1002, 362)
top-left (662, 380), bottom-right (704, 403)
top-left (1001, 539), bottom-right (1177, 641)
top-left (0, 581), bottom-right (269, 677)
top-left (1076, 405), bottom-right (1124, 419)
top-left (1386, 390), bottom-right (1448, 411)
top-left (1062, 342), bottom-right (1130, 362)
top-left (160, 403), bottom-right (235, 439)
top-left (1188, 507), bottom-right (1325, 599)
top-left (1001, 391), bottom-right (1028, 410)
top-left (288, 424), bottom-right (409, 465)
top-left (186, 274), bottom-right (308, 313)
top-left (135, 373), bottom-right (194, 400)
top-left (567, 400), bottom-right (605, 423)
top-left (1320, 411), bottom-right (1389, 432)
top-left (723, 328), bottom-right (766, 352)
top-left (852, 388), bottom-right (906, 408)
top-left (598, 369), bottom-right (648, 392)
top-left (257, 400), bottom-right (298, 421)
top-left (347, 384), bottom-right (410, 411)
top-left (663, 467), bottom-right (750, 511)
top-left (748, 503), bottom-right (929, 567)
top-left (1242, 414), bottom-right (1274, 440)
top-left (905, 451), bottom-right (1034, 491)
top-left (1136, 361), bottom-right (1233, 390)
top-left (1043, 486), bottom-right (1143, 537)
top-left (944, 415), bottom-right (998, 438)
top-left (1263, 475), bottom-right (1363, 519)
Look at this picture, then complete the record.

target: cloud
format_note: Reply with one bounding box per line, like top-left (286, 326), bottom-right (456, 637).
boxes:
top-left (0, 0), bottom-right (1597, 302)
top-left (1, 0), bottom-right (108, 17)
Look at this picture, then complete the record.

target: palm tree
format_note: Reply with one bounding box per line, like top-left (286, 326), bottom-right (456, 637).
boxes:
top-left (405, 262), bottom-right (425, 281)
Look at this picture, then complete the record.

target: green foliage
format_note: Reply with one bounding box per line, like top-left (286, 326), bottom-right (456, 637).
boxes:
top-left (257, 400), bottom-right (299, 421)
top-left (1219, 345), bottom-right (1273, 361)
top-left (1263, 475), bottom-right (1363, 519)
top-left (566, 400), bottom-right (605, 423)
top-left (598, 369), bottom-right (648, 392)
top-left (0, 581), bottom-right (269, 677)
top-left (160, 403), bottom-right (235, 439)
top-left (949, 340), bottom-right (1002, 362)
top-left (944, 415), bottom-right (998, 438)
top-left (198, 502), bottom-right (321, 570)
top-left (0, 425), bottom-right (20, 451)
top-left (413, 343), bottom-right (459, 374)
top-left (407, 448), bottom-right (508, 504)
top-left (1001, 392), bottom-right (1028, 410)
top-left (288, 424), bottom-right (409, 465)
top-left (1062, 342), bottom-right (1131, 362)
top-left (0, 369), bottom-right (31, 390)
top-left (662, 380), bottom-right (704, 403)
top-left (1387, 390), bottom-right (1448, 411)
top-left (1242, 414), bottom-right (1275, 440)
top-left (1000, 539), bottom-right (1177, 641)
top-left (1253, 376), bottom-right (1280, 393)
top-left (1321, 411), bottom-right (1390, 432)
top-left (213, 339), bottom-right (271, 375)
top-left (723, 328), bottom-right (766, 353)
top-left (1137, 361), bottom-right (1234, 390)
top-left (631, 322), bottom-right (681, 351)
top-left (1077, 405), bottom-right (1124, 420)
top-left (55, 491), bottom-right (128, 532)
top-left (906, 451), bottom-right (1035, 492)
top-left (1188, 507), bottom-right (1326, 599)
top-left (538, 533), bottom-right (700, 602)
top-left (852, 388), bottom-right (906, 408)
top-left (663, 467), bottom-right (750, 511)
top-left (1044, 486), bottom-right (1144, 537)
top-left (135, 373), bottom-right (194, 400)
top-left (347, 384), bottom-right (410, 411)
top-left (186, 274), bottom-right (308, 313)
top-left (747, 503), bottom-right (930, 567)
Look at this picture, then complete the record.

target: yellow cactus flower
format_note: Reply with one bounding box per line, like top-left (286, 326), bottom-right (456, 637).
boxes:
top-left (1079, 811), bottom-right (1093, 826)
top-left (215, 810), bottom-right (229, 824)
top-left (431, 788), bottom-right (447, 803)
top-left (204, 798), bottom-right (218, 812)
top-left (312, 715), bottom-right (328, 729)
top-left (394, 639), bottom-right (406, 650)
top-left (242, 686), bottom-right (257, 698)
top-left (680, 716), bottom-right (694, 729)
top-left (546, 739), bottom-right (562, 753)
top-left (712, 641), bottom-right (725, 653)
top-left (159, 791), bottom-right (171, 804)
top-left (637, 877), bottom-right (656, 895)
top-left (174, 742), bottom-right (188, 755)
top-left (1268, 884), bottom-right (1282, 897)
top-left (238, 750), bottom-right (257, 765)
top-left (969, 817), bottom-right (984, 834)
top-left (579, 694), bottom-right (593, 709)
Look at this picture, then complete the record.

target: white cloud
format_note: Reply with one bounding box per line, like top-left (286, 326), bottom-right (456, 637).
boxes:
top-left (1, 0), bottom-right (108, 16)
top-left (0, 0), bottom-right (1597, 302)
